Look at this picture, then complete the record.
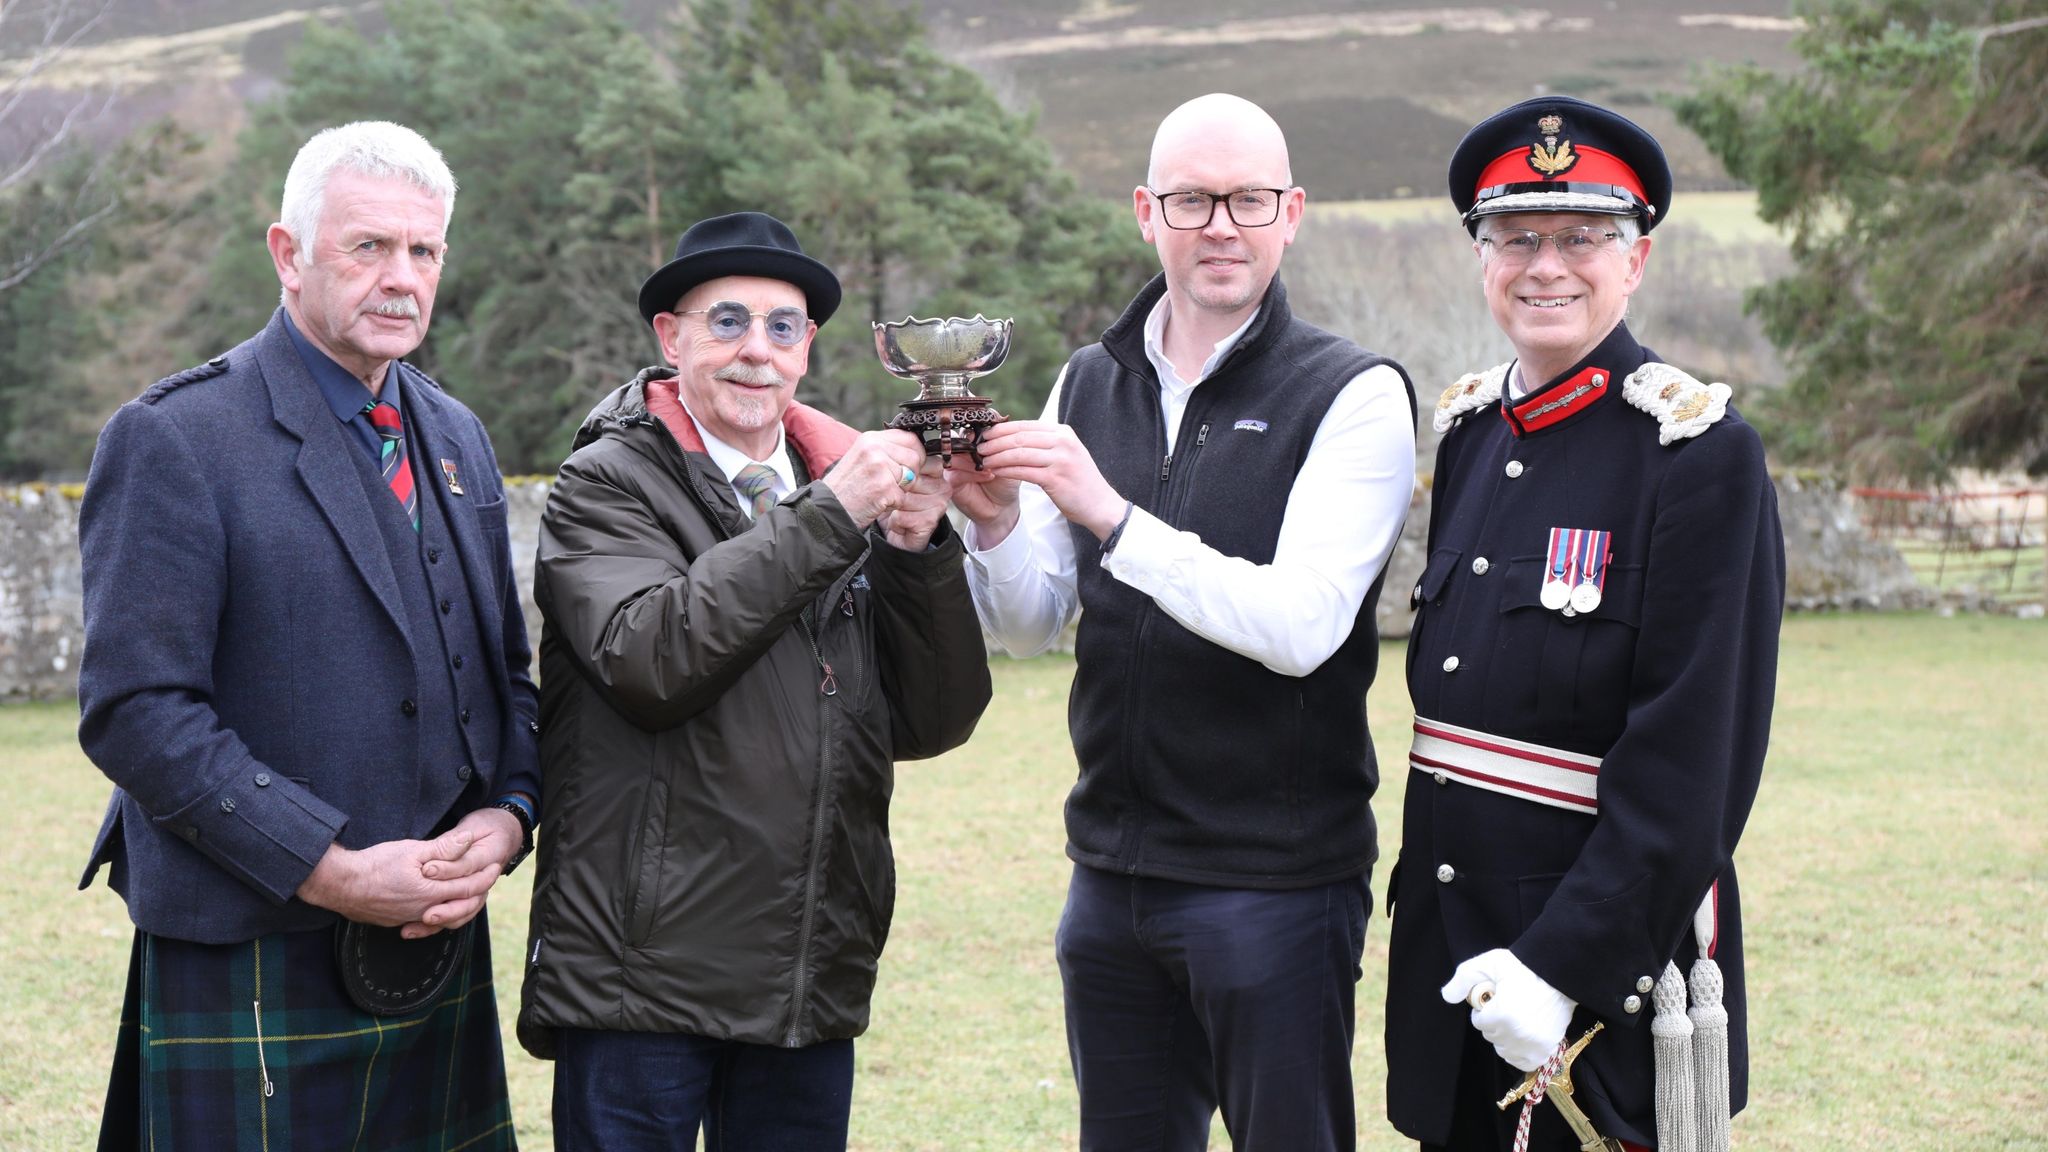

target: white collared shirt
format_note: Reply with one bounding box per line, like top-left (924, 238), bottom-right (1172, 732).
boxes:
top-left (963, 292), bottom-right (1417, 678)
top-left (682, 401), bottom-right (797, 518)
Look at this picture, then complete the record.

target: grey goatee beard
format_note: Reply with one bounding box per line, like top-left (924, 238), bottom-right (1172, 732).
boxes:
top-left (714, 361), bottom-right (789, 429)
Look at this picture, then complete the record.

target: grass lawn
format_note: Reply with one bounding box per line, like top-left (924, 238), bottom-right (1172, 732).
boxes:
top-left (2, 615), bottom-right (2042, 1150)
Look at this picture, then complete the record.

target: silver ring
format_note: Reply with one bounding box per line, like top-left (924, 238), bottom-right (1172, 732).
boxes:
top-left (899, 466), bottom-right (917, 488)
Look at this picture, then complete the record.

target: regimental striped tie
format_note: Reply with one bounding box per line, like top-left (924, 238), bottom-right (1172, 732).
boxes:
top-left (733, 463), bottom-right (779, 519)
top-left (365, 401), bottom-right (419, 531)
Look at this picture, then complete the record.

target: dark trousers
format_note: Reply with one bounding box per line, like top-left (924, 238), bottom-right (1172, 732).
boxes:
top-left (552, 1029), bottom-right (855, 1152)
top-left (1056, 862), bottom-right (1371, 1152)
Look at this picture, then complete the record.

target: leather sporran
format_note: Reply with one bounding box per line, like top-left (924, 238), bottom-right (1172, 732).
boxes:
top-left (333, 920), bottom-right (472, 1016)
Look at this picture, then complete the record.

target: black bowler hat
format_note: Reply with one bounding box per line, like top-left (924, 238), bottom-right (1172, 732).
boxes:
top-left (1448, 96), bottom-right (1672, 234)
top-left (636, 211), bottom-right (842, 328)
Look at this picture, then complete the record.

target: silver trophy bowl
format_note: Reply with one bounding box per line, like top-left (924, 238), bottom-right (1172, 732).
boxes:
top-left (874, 314), bottom-right (1012, 461)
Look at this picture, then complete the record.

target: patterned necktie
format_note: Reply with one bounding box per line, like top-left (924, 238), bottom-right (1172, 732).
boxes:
top-left (733, 463), bottom-right (779, 519)
top-left (364, 401), bottom-right (420, 531)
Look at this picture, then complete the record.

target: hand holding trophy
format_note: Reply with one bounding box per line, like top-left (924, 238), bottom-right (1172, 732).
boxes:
top-left (874, 315), bottom-right (1012, 465)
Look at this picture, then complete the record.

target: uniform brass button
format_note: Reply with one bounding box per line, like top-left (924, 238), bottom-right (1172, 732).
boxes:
top-left (1435, 863), bottom-right (1456, 883)
top-left (254, 773), bottom-right (270, 787)
top-left (1592, 373), bottom-right (1606, 387)
top-left (1471, 557), bottom-right (1491, 576)
top-left (219, 797), bottom-right (236, 814)
top-left (1637, 975), bottom-right (1655, 994)
top-left (1505, 460), bottom-right (1524, 478)
top-left (1623, 995), bottom-right (1642, 1014)
top-left (1412, 583), bottom-right (1423, 601)
top-left (1443, 656), bottom-right (1461, 673)
top-left (400, 698), bottom-right (418, 717)
top-left (457, 764), bottom-right (473, 782)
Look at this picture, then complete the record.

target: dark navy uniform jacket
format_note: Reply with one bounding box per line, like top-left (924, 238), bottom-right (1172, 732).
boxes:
top-left (1385, 322), bottom-right (1784, 1146)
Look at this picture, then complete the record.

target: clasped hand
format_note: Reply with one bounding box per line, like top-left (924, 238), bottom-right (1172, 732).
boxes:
top-left (296, 806), bottom-right (523, 939)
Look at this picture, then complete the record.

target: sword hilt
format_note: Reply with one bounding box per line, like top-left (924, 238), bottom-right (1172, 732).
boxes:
top-left (1493, 1023), bottom-right (1621, 1151)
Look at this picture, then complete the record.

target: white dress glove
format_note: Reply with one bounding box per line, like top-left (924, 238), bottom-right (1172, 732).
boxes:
top-left (1440, 947), bottom-right (1578, 1072)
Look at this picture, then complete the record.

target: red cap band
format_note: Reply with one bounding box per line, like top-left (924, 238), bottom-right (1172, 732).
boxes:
top-left (1474, 145), bottom-right (1647, 204)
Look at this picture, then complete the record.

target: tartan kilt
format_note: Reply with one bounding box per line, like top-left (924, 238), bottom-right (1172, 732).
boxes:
top-left (98, 913), bottom-right (516, 1152)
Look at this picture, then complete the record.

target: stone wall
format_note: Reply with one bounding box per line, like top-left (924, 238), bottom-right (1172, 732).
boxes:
top-left (0, 485), bottom-right (84, 700)
top-left (1371, 469), bottom-right (1931, 639)
top-left (0, 472), bottom-right (1967, 699)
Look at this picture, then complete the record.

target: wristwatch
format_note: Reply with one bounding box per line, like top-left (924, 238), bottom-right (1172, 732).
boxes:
top-left (489, 796), bottom-right (537, 874)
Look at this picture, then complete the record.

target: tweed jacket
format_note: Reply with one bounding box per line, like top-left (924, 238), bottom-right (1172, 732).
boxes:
top-left (77, 308), bottom-right (540, 944)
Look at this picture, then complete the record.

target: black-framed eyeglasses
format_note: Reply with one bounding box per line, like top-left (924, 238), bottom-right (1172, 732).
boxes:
top-left (1477, 225), bottom-right (1625, 266)
top-left (1147, 187), bottom-right (1289, 230)
top-left (675, 301), bottom-right (812, 347)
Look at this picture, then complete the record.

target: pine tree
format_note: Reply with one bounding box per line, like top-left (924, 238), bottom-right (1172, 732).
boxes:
top-left (1677, 0), bottom-right (2048, 481)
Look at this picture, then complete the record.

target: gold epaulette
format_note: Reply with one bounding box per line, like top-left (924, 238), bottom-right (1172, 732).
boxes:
top-left (1432, 363), bottom-right (1510, 433)
top-left (1621, 362), bottom-right (1732, 446)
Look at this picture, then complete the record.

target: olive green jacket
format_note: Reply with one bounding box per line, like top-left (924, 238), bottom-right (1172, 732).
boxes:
top-left (517, 367), bottom-right (990, 1054)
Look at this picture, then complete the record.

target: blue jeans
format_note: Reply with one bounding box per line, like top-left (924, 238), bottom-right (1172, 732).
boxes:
top-left (1056, 863), bottom-right (1372, 1152)
top-left (551, 1029), bottom-right (855, 1152)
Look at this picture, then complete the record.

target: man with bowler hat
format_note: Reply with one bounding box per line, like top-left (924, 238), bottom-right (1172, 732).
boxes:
top-left (515, 211), bottom-right (991, 1151)
top-left (1384, 96), bottom-right (1784, 1152)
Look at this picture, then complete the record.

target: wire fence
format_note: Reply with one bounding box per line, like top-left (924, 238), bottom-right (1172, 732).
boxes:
top-left (1852, 486), bottom-right (2046, 609)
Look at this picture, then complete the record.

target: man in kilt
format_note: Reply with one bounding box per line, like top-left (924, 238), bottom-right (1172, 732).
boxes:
top-left (77, 121), bottom-right (538, 1150)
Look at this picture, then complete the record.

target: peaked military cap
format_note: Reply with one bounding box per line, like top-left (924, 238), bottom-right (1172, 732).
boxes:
top-left (1448, 96), bottom-right (1671, 234)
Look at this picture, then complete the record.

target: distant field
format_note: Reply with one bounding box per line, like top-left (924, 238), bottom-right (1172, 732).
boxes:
top-left (5, 0), bottom-right (1803, 200)
top-left (4, 615), bottom-right (2042, 1150)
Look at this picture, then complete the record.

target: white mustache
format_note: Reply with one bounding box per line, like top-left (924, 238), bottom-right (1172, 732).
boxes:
top-left (370, 297), bottom-right (420, 319)
top-left (715, 362), bottom-right (788, 388)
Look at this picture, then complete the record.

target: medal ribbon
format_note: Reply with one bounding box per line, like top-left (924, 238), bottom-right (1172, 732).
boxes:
top-left (1578, 529), bottom-right (1611, 598)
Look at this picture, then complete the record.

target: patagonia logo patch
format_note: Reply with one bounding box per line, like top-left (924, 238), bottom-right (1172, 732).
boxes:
top-left (1233, 419), bottom-right (1269, 433)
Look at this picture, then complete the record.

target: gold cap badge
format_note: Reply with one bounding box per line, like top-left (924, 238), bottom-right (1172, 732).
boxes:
top-left (1528, 113), bottom-right (1577, 177)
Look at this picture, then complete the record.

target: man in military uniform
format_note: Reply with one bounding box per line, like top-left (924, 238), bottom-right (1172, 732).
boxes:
top-left (1384, 96), bottom-right (1785, 1152)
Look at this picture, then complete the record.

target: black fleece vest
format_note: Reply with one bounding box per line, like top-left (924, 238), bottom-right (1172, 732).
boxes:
top-left (1060, 275), bottom-right (1414, 888)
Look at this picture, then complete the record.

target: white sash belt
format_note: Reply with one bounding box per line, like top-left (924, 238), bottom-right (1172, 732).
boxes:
top-left (1409, 716), bottom-right (1602, 816)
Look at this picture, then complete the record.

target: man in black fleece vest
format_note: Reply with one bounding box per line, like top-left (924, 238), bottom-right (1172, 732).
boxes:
top-left (949, 93), bottom-right (1417, 1151)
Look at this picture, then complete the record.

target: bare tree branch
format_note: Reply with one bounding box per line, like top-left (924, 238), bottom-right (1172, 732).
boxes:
top-left (0, 0), bottom-right (118, 295)
top-left (0, 192), bottom-right (115, 291)
top-left (1971, 15), bottom-right (2048, 87)
top-left (0, 0), bottom-right (112, 129)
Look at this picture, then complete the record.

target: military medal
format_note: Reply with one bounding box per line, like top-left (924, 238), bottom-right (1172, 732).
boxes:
top-left (440, 458), bottom-right (465, 496)
top-left (1571, 529), bottom-right (1611, 614)
top-left (1541, 528), bottom-right (1575, 611)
